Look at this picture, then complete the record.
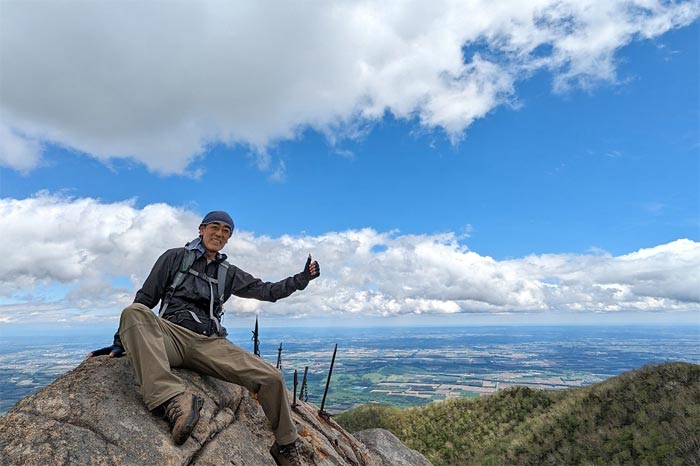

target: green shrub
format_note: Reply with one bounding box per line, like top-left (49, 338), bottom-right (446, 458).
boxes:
top-left (336, 362), bottom-right (700, 466)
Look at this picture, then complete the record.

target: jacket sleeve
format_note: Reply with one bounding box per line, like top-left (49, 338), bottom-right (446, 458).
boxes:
top-left (133, 248), bottom-right (183, 309)
top-left (230, 266), bottom-right (310, 302)
top-left (113, 331), bottom-right (124, 350)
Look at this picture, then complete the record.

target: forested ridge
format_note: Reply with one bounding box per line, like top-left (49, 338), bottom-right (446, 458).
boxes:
top-left (336, 362), bottom-right (700, 466)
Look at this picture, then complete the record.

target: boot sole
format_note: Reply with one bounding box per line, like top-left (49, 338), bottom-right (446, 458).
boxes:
top-left (172, 395), bottom-right (203, 445)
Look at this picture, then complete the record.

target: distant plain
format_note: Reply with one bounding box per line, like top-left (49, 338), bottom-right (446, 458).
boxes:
top-left (1, 324), bottom-right (698, 414)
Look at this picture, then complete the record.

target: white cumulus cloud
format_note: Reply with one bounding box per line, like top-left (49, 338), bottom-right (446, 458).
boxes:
top-left (0, 194), bottom-right (697, 324)
top-left (1, 1), bottom-right (697, 173)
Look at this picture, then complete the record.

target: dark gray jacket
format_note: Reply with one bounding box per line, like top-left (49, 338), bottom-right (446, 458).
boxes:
top-left (113, 245), bottom-right (310, 346)
top-left (137, 247), bottom-right (310, 336)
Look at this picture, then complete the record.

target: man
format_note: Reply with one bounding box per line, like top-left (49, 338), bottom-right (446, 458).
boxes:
top-left (88, 210), bottom-right (319, 466)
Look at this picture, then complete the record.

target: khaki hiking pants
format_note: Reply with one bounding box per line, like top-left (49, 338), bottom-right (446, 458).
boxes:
top-left (119, 303), bottom-right (297, 445)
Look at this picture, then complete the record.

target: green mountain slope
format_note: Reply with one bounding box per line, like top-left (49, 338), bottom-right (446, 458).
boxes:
top-left (336, 362), bottom-right (700, 466)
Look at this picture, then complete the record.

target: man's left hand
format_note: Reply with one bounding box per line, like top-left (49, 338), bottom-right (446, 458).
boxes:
top-left (304, 254), bottom-right (320, 280)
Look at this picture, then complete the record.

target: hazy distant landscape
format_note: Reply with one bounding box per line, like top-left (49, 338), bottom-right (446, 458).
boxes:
top-left (2, 324), bottom-right (698, 415)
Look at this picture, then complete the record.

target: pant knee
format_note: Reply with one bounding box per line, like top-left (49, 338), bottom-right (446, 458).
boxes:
top-left (261, 370), bottom-right (285, 391)
top-left (120, 303), bottom-right (154, 327)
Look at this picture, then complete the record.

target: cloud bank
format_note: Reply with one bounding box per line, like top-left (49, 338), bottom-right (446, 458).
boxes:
top-left (1, 1), bottom-right (698, 173)
top-left (0, 194), bottom-right (697, 324)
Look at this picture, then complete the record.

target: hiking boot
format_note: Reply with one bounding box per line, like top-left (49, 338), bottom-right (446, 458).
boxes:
top-left (163, 392), bottom-right (203, 445)
top-left (270, 440), bottom-right (302, 466)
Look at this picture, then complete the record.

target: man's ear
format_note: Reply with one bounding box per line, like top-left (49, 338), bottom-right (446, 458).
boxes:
top-left (199, 225), bottom-right (206, 236)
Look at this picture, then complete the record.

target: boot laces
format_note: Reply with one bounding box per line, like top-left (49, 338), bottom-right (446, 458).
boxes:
top-left (164, 398), bottom-right (183, 425)
top-left (278, 442), bottom-right (301, 465)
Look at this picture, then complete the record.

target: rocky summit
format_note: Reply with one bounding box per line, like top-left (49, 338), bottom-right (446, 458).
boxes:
top-left (0, 356), bottom-right (431, 466)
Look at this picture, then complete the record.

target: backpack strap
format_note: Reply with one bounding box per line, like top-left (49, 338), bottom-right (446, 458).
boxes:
top-left (193, 260), bottom-right (229, 335)
top-left (159, 249), bottom-right (230, 336)
top-left (217, 260), bottom-right (229, 304)
top-left (182, 261), bottom-right (228, 303)
top-left (159, 249), bottom-right (197, 317)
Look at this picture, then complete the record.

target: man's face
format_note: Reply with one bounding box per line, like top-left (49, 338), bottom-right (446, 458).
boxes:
top-left (199, 222), bottom-right (232, 254)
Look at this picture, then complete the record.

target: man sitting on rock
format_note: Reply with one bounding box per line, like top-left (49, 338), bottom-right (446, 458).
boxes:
top-left (88, 210), bottom-right (319, 466)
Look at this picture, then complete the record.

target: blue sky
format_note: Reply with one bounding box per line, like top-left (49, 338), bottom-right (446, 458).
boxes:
top-left (0, 1), bottom-right (698, 331)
